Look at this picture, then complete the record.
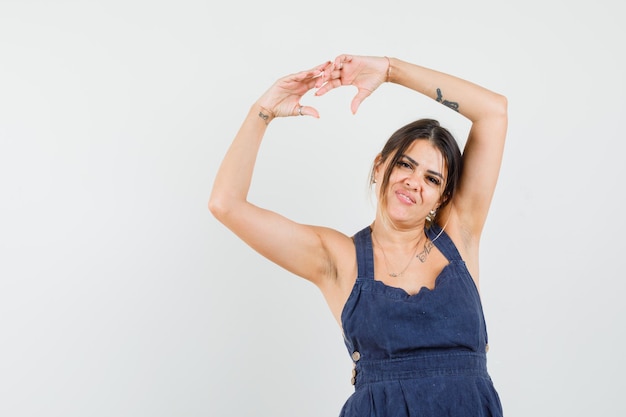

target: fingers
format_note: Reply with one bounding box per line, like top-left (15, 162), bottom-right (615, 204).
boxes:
top-left (333, 54), bottom-right (352, 70)
top-left (299, 61), bottom-right (332, 81)
top-left (319, 60), bottom-right (334, 72)
top-left (350, 88), bottom-right (372, 115)
top-left (294, 104), bottom-right (319, 119)
top-left (314, 62), bottom-right (345, 95)
top-left (316, 62), bottom-right (339, 89)
top-left (319, 54), bottom-right (351, 86)
top-left (279, 55), bottom-right (362, 116)
top-left (314, 76), bottom-right (341, 97)
top-left (316, 54), bottom-right (358, 91)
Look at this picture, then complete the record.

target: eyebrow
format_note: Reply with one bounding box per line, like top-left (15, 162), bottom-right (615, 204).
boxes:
top-left (402, 155), bottom-right (445, 180)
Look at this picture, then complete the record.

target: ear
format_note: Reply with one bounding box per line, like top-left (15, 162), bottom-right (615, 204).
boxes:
top-left (373, 154), bottom-right (384, 180)
top-left (437, 191), bottom-right (451, 209)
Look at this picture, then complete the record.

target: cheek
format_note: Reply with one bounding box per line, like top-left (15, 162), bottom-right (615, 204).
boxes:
top-left (425, 186), bottom-right (443, 202)
top-left (387, 169), bottom-right (406, 183)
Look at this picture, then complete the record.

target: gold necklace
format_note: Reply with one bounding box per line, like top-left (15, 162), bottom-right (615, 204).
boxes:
top-left (372, 231), bottom-right (425, 277)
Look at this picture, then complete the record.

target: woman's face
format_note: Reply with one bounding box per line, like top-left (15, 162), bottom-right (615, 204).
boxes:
top-left (375, 140), bottom-right (446, 228)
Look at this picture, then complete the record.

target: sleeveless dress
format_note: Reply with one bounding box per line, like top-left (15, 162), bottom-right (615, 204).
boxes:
top-left (339, 224), bottom-right (503, 417)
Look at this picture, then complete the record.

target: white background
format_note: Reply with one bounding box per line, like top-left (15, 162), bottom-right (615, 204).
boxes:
top-left (1, 1), bottom-right (624, 416)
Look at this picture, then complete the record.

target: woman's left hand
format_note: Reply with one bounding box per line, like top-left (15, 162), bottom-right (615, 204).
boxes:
top-left (316, 54), bottom-right (390, 114)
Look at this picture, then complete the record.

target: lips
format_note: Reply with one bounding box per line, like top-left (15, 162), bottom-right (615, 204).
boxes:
top-left (395, 190), bottom-right (416, 204)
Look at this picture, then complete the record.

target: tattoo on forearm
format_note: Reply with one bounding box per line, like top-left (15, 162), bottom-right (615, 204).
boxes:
top-left (436, 88), bottom-right (459, 112)
top-left (258, 111), bottom-right (270, 124)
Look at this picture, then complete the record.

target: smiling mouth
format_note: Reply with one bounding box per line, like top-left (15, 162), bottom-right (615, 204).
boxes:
top-left (396, 191), bottom-right (416, 204)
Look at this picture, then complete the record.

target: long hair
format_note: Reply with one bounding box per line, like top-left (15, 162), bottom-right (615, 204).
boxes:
top-left (369, 119), bottom-right (463, 225)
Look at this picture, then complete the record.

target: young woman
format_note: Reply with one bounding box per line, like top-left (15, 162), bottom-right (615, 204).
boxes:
top-left (210, 54), bottom-right (508, 416)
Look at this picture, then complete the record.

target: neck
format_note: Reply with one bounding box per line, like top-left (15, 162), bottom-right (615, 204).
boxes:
top-left (370, 220), bottom-right (426, 248)
top-left (371, 222), bottom-right (428, 277)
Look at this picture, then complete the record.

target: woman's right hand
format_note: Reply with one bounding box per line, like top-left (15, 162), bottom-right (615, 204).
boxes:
top-left (256, 61), bottom-right (333, 120)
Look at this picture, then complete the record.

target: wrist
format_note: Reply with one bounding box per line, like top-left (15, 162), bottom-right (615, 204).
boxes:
top-left (255, 103), bottom-right (275, 125)
top-left (384, 56), bottom-right (394, 83)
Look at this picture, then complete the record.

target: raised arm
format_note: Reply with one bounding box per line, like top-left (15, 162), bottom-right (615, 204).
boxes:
top-left (389, 58), bottom-right (508, 236)
top-left (318, 55), bottom-right (508, 237)
top-left (208, 61), bottom-right (351, 288)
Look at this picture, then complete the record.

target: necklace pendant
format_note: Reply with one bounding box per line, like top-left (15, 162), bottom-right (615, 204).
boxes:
top-left (389, 273), bottom-right (398, 277)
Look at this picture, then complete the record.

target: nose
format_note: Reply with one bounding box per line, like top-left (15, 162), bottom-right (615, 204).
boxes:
top-left (404, 170), bottom-right (422, 191)
top-left (405, 177), bottom-right (420, 192)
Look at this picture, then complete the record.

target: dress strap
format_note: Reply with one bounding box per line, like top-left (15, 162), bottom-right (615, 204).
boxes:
top-left (426, 222), bottom-right (463, 262)
top-left (353, 226), bottom-right (375, 280)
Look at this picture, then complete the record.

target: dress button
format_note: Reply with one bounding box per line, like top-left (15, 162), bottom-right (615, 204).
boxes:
top-left (351, 351), bottom-right (361, 362)
top-left (350, 376), bottom-right (356, 385)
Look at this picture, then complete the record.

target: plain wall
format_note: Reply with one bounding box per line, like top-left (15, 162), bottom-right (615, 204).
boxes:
top-left (1, 1), bottom-right (624, 416)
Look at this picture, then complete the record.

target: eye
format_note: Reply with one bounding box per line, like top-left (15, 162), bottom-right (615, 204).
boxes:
top-left (427, 176), bottom-right (442, 186)
top-left (396, 160), bottom-right (413, 171)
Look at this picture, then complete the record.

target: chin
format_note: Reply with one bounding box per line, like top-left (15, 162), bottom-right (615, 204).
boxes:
top-left (386, 215), bottom-right (418, 229)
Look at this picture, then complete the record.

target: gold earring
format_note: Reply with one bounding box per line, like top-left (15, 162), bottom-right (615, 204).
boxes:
top-left (426, 209), bottom-right (437, 222)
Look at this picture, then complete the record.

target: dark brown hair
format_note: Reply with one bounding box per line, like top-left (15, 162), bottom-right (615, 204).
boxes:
top-left (369, 118), bottom-right (463, 222)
